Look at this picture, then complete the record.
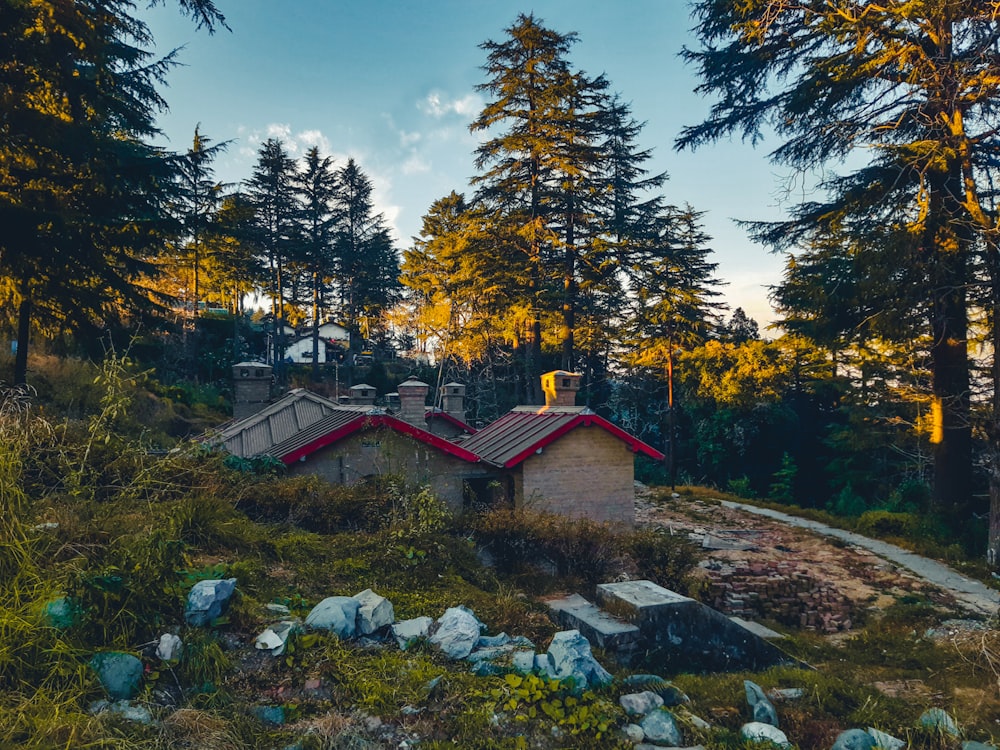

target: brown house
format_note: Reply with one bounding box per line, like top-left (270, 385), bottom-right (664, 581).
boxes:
top-left (218, 370), bottom-right (662, 524)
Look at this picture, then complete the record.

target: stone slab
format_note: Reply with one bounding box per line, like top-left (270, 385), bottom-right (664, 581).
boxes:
top-left (729, 617), bottom-right (787, 640)
top-left (596, 580), bottom-right (804, 673)
top-left (545, 593), bottom-right (640, 652)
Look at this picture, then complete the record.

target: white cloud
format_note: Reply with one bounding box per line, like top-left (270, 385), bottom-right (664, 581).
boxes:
top-left (401, 154), bottom-right (431, 176)
top-left (419, 90), bottom-right (482, 119)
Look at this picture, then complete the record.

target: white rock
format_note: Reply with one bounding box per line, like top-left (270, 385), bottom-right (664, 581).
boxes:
top-left (353, 589), bottom-right (394, 635)
top-left (620, 690), bottom-right (665, 717)
top-left (741, 722), bottom-right (791, 748)
top-left (391, 616), bottom-right (434, 650)
top-left (429, 607), bottom-right (483, 659)
top-left (305, 596), bottom-right (360, 637)
top-left (624, 722), bottom-right (645, 742)
top-left (155, 633), bottom-right (183, 662)
top-left (546, 630), bottom-right (612, 689)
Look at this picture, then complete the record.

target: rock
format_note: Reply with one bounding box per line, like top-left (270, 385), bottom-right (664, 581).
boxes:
top-left (255, 620), bottom-right (298, 656)
top-left (471, 661), bottom-right (508, 677)
top-left (639, 708), bottom-right (683, 746)
top-left (90, 652), bottom-right (143, 700)
top-left (920, 707), bottom-right (960, 737)
top-left (89, 699), bottom-right (153, 724)
top-left (745, 680), bottom-right (779, 727)
top-left (962, 742), bottom-right (998, 750)
top-left (867, 728), bottom-right (906, 750)
top-left (534, 653), bottom-right (553, 675)
top-left (511, 651), bottom-right (536, 673)
top-left (305, 596), bottom-right (360, 638)
top-left (741, 721), bottom-right (791, 748)
top-left (620, 690), bottom-right (665, 717)
top-left (477, 632), bottom-right (511, 648)
top-left (252, 705), bottom-right (286, 726)
top-left (622, 674), bottom-right (689, 706)
top-left (768, 687), bottom-right (805, 702)
top-left (184, 578), bottom-right (237, 627)
top-left (624, 723), bottom-right (645, 742)
top-left (155, 633), bottom-right (183, 662)
top-left (546, 630), bottom-right (613, 690)
top-left (467, 645), bottom-right (516, 663)
top-left (430, 606), bottom-right (483, 659)
top-left (265, 603), bottom-right (291, 616)
top-left (43, 597), bottom-right (79, 629)
top-left (391, 616), bottom-right (433, 650)
top-left (832, 729), bottom-right (876, 750)
top-left (677, 707), bottom-right (711, 730)
top-left (353, 589), bottom-right (394, 635)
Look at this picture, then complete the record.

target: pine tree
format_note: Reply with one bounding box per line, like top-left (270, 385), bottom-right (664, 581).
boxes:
top-left (0, 0), bottom-right (227, 385)
top-left (245, 138), bottom-right (298, 367)
top-left (679, 0), bottom-right (1000, 525)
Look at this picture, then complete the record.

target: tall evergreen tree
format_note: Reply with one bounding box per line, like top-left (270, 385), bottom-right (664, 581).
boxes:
top-left (678, 0), bottom-right (1000, 529)
top-left (245, 138), bottom-right (298, 366)
top-left (293, 146), bottom-right (340, 376)
top-left (0, 0), bottom-right (227, 385)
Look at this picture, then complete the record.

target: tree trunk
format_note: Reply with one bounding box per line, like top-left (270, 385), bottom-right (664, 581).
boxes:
top-left (13, 282), bottom-right (31, 386)
top-left (985, 244), bottom-right (1000, 569)
top-left (312, 267), bottom-right (321, 381)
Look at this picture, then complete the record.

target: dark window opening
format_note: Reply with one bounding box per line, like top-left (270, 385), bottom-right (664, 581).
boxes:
top-left (463, 476), bottom-right (512, 511)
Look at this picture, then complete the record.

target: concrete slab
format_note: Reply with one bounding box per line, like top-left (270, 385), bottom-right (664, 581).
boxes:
top-left (545, 593), bottom-right (640, 652)
top-left (596, 580), bottom-right (804, 673)
top-left (730, 617), bottom-right (787, 640)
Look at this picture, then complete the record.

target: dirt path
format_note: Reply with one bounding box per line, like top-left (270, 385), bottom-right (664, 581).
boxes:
top-left (719, 500), bottom-right (1000, 618)
top-left (637, 492), bottom-right (999, 624)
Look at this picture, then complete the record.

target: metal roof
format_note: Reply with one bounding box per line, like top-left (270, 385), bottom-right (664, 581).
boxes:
top-left (460, 406), bottom-right (664, 468)
top-left (216, 389), bottom-right (342, 458)
top-left (269, 411), bottom-right (481, 465)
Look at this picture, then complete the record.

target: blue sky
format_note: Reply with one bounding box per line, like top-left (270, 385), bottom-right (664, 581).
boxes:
top-left (142, 0), bottom-right (798, 328)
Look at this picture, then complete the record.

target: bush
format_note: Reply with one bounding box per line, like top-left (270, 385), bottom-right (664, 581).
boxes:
top-left (622, 527), bottom-right (699, 591)
top-left (856, 510), bottom-right (918, 539)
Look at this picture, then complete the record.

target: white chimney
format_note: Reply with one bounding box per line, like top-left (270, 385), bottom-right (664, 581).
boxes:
top-left (397, 378), bottom-right (430, 427)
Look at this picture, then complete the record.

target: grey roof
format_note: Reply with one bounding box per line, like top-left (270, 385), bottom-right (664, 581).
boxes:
top-left (217, 389), bottom-right (343, 458)
top-left (265, 408), bottom-right (382, 460)
top-left (460, 407), bottom-right (591, 467)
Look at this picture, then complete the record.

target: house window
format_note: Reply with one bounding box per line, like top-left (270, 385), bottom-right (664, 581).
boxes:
top-left (562, 378), bottom-right (570, 387)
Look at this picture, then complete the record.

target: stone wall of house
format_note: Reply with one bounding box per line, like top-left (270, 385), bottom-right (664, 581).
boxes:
top-left (290, 426), bottom-right (494, 513)
top-left (517, 427), bottom-right (635, 525)
top-left (704, 560), bottom-right (855, 633)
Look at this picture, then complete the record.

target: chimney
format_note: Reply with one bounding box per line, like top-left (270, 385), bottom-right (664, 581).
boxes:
top-left (441, 382), bottom-right (466, 422)
top-left (232, 361), bottom-right (272, 420)
top-left (541, 370), bottom-right (581, 408)
top-left (397, 378), bottom-right (430, 427)
top-left (348, 383), bottom-right (377, 406)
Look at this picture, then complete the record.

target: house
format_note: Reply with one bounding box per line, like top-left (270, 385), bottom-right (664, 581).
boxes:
top-left (220, 368), bottom-right (662, 524)
top-left (460, 371), bottom-right (663, 524)
top-left (284, 336), bottom-right (347, 364)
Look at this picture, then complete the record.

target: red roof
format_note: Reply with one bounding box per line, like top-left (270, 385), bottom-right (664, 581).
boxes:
top-left (269, 411), bottom-right (481, 465)
top-left (459, 406), bottom-right (664, 468)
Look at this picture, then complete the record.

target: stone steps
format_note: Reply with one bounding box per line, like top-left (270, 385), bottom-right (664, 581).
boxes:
top-left (544, 593), bottom-right (640, 656)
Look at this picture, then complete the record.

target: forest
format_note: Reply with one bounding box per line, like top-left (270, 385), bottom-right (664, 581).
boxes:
top-left (3, 0), bottom-right (1000, 569)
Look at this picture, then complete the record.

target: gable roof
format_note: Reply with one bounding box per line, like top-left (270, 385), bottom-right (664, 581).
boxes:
top-left (268, 411), bottom-right (481, 465)
top-left (459, 405), bottom-right (664, 468)
top-left (216, 389), bottom-right (345, 458)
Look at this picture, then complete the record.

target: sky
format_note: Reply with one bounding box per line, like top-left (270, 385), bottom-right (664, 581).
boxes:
top-left (141, 0), bottom-right (802, 330)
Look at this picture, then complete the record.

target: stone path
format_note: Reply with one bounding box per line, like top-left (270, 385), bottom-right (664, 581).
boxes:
top-left (719, 500), bottom-right (1000, 618)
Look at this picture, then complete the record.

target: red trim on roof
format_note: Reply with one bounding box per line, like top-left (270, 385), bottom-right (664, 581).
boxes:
top-left (501, 414), bottom-right (664, 468)
top-left (424, 409), bottom-right (477, 434)
top-left (279, 413), bottom-right (480, 465)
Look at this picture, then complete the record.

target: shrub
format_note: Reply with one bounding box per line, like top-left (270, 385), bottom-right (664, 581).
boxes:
top-left (856, 510), bottom-right (918, 540)
top-left (726, 475), bottom-right (757, 499)
top-left (622, 527), bottom-right (699, 592)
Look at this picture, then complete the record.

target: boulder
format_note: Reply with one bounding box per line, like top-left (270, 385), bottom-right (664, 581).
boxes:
top-left (90, 652), bottom-right (144, 700)
top-left (467, 645), bottom-right (516, 664)
top-left (391, 616), bottom-right (433, 650)
top-left (745, 680), bottom-right (779, 726)
top-left (867, 728), bottom-right (906, 750)
top-left (353, 589), bottom-right (394, 635)
top-left (155, 633), bottom-right (183, 662)
top-left (620, 690), bottom-right (665, 717)
top-left (920, 708), bottom-right (960, 737)
top-left (430, 606), bottom-right (483, 659)
top-left (546, 630), bottom-right (612, 689)
top-left (184, 578), bottom-right (237, 627)
top-left (305, 596), bottom-right (360, 638)
top-left (962, 742), bottom-right (998, 750)
top-left (511, 651), bottom-right (536, 674)
top-left (832, 729), bottom-right (876, 750)
top-left (639, 708), bottom-right (683, 746)
top-left (622, 673), bottom-right (689, 706)
top-left (624, 723), bottom-right (645, 743)
top-left (741, 722), bottom-right (791, 748)
top-left (478, 633), bottom-right (511, 648)
top-left (43, 597), bottom-right (79, 630)
top-left (252, 705), bottom-right (286, 726)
